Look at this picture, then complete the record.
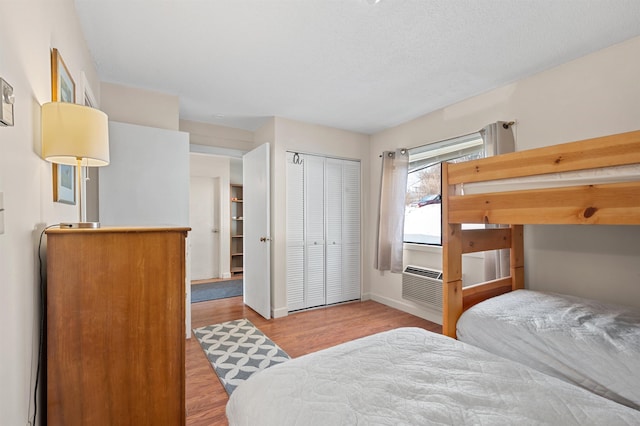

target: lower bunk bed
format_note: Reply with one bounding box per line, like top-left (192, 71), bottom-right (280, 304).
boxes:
top-left (226, 327), bottom-right (640, 425)
top-left (457, 289), bottom-right (640, 410)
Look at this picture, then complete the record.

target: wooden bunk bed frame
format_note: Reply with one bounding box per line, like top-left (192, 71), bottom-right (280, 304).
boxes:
top-left (441, 129), bottom-right (640, 338)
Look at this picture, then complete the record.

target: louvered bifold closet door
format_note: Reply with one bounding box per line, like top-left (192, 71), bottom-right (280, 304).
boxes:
top-left (286, 153), bottom-right (360, 312)
top-left (304, 155), bottom-right (326, 308)
top-left (325, 159), bottom-right (343, 305)
top-left (342, 160), bottom-right (361, 301)
top-left (286, 152), bottom-right (305, 311)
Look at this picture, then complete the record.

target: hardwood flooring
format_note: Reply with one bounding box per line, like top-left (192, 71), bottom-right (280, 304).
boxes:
top-left (186, 296), bottom-right (441, 426)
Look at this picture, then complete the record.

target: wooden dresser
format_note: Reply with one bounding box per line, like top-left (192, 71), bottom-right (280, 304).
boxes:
top-left (45, 226), bottom-right (189, 426)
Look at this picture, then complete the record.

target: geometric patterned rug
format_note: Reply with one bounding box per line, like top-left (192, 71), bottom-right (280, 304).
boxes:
top-left (193, 318), bottom-right (291, 395)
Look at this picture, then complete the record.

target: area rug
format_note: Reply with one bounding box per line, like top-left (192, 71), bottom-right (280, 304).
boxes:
top-left (191, 279), bottom-right (242, 303)
top-left (193, 318), bottom-right (291, 395)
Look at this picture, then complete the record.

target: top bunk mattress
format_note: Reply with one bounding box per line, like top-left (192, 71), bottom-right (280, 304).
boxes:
top-left (457, 289), bottom-right (640, 410)
top-left (456, 164), bottom-right (640, 195)
top-left (226, 327), bottom-right (640, 425)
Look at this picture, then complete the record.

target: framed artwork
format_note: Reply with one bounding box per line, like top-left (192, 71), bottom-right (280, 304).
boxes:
top-left (51, 48), bottom-right (75, 103)
top-left (50, 48), bottom-right (77, 204)
top-left (53, 163), bottom-right (76, 205)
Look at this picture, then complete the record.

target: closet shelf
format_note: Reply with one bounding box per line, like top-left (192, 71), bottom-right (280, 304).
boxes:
top-left (230, 184), bottom-right (244, 276)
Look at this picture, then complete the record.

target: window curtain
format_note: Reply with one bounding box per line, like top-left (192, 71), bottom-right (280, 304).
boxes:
top-left (374, 149), bottom-right (409, 273)
top-left (481, 122), bottom-right (515, 280)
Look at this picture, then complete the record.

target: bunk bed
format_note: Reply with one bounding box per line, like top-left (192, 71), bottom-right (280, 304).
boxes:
top-left (226, 130), bottom-right (640, 425)
top-left (442, 129), bottom-right (640, 409)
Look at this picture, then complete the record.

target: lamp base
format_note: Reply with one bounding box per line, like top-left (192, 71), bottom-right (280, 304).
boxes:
top-left (60, 222), bottom-right (101, 229)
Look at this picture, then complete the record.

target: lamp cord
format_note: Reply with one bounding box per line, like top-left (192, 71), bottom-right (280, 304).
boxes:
top-left (30, 224), bottom-right (58, 426)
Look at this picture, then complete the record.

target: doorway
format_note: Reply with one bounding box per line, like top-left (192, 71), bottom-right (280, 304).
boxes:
top-left (189, 153), bottom-right (244, 307)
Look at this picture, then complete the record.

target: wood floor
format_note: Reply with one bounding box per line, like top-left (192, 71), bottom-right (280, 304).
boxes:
top-left (186, 296), bottom-right (441, 426)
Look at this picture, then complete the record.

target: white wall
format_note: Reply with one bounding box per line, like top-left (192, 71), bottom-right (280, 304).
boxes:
top-left (181, 119), bottom-right (255, 153)
top-left (190, 153), bottom-right (232, 278)
top-left (368, 36), bottom-right (640, 319)
top-left (0, 1), bottom-right (100, 424)
top-left (102, 82), bottom-right (180, 131)
top-left (230, 157), bottom-right (243, 184)
top-left (99, 122), bottom-right (190, 227)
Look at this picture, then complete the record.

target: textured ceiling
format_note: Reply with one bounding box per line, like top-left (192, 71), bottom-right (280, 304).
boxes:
top-left (74, 0), bottom-right (640, 134)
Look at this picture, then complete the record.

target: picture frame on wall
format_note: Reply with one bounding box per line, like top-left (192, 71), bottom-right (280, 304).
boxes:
top-left (50, 48), bottom-right (77, 204)
top-left (51, 48), bottom-right (76, 103)
top-left (53, 163), bottom-right (76, 205)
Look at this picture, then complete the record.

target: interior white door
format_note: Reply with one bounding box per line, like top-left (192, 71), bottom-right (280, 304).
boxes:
top-left (325, 159), bottom-right (343, 305)
top-left (286, 152), bottom-right (305, 311)
top-left (243, 143), bottom-right (271, 319)
top-left (189, 176), bottom-right (220, 280)
top-left (342, 160), bottom-right (361, 300)
top-left (304, 155), bottom-right (326, 308)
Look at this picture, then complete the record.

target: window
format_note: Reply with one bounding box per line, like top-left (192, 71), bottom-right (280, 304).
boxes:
top-left (404, 133), bottom-right (484, 245)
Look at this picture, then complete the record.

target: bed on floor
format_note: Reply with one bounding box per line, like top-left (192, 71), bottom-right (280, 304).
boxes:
top-left (226, 327), bottom-right (640, 425)
top-left (227, 130), bottom-right (640, 425)
top-left (442, 129), bottom-right (640, 409)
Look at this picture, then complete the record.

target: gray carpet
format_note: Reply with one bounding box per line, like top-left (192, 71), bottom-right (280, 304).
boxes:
top-left (191, 279), bottom-right (243, 303)
top-left (193, 318), bottom-right (291, 395)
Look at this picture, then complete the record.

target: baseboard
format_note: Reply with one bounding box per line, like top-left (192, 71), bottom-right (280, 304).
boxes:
top-left (272, 298), bottom-right (362, 318)
top-left (221, 272), bottom-right (232, 279)
top-left (369, 293), bottom-right (442, 325)
top-left (272, 306), bottom-right (289, 318)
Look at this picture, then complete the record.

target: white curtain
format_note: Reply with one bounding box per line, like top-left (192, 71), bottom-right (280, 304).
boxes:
top-left (374, 149), bottom-right (409, 273)
top-left (481, 122), bottom-right (515, 280)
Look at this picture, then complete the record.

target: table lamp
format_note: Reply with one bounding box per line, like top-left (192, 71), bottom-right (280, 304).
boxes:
top-left (42, 102), bottom-right (110, 228)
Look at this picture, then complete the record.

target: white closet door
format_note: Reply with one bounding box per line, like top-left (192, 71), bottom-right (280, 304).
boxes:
top-left (342, 160), bottom-right (361, 301)
top-left (305, 155), bottom-right (326, 308)
top-left (286, 153), bottom-right (360, 312)
top-left (286, 152), bottom-right (305, 311)
top-left (325, 159), bottom-right (343, 305)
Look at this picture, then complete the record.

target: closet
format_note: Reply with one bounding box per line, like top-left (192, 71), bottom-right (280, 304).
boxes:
top-left (286, 152), bottom-right (361, 311)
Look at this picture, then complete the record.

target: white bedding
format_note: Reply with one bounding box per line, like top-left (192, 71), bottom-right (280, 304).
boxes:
top-left (226, 327), bottom-right (640, 425)
top-left (456, 164), bottom-right (640, 195)
top-left (457, 290), bottom-right (640, 410)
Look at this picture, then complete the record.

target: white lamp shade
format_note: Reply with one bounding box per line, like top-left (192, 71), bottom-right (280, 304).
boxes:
top-left (42, 102), bottom-right (110, 166)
